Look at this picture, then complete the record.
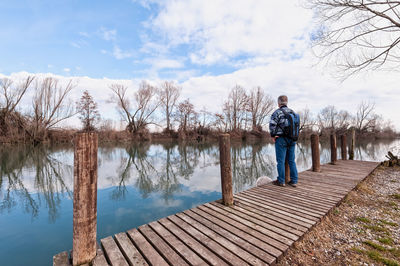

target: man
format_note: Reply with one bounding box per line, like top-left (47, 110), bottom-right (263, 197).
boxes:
top-left (269, 95), bottom-right (298, 187)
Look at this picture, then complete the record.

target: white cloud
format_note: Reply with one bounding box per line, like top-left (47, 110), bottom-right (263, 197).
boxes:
top-left (113, 45), bottom-right (134, 59)
top-left (63, 68), bottom-right (70, 73)
top-left (99, 27), bottom-right (117, 41)
top-left (144, 0), bottom-right (313, 65)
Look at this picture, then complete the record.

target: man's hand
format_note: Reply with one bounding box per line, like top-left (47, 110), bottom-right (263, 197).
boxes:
top-left (272, 136), bottom-right (279, 143)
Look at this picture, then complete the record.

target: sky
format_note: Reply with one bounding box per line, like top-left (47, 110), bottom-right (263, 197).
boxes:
top-left (0, 0), bottom-right (399, 130)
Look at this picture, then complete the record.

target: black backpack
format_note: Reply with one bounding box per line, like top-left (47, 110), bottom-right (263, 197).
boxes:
top-left (280, 108), bottom-right (300, 141)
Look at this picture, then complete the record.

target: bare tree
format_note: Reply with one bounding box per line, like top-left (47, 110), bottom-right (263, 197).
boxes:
top-left (355, 101), bottom-right (378, 133)
top-left (176, 99), bottom-right (197, 132)
top-left (317, 105), bottom-right (338, 131)
top-left (109, 81), bottom-right (161, 134)
top-left (223, 85), bottom-right (248, 131)
top-left (159, 81), bottom-right (180, 132)
top-left (76, 90), bottom-right (100, 132)
top-left (248, 87), bottom-right (274, 131)
top-left (0, 76), bottom-right (34, 136)
top-left (298, 107), bottom-right (316, 132)
top-left (29, 77), bottom-right (75, 142)
top-left (307, 0), bottom-right (400, 77)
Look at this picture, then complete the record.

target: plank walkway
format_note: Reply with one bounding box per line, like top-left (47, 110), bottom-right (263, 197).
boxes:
top-left (54, 160), bottom-right (378, 266)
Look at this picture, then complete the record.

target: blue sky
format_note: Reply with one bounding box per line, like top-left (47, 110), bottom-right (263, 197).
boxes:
top-left (0, 0), bottom-right (240, 79)
top-left (1, 0), bottom-right (399, 130)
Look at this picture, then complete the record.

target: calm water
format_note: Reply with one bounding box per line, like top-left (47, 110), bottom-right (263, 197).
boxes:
top-left (0, 139), bottom-right (399, 266)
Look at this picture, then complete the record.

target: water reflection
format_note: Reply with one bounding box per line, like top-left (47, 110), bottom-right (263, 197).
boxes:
top-left (0, 139), bottom-right (399, 222)
top-left (0, 144), bottom-right (72, 222)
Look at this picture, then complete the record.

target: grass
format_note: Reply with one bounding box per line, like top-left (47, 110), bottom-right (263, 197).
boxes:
top-left (389, 201), bottom-right (398, 207)
top-left (380, 219), bottom-right (398, 226)
top-left (365, 250), bottom-right (399, 266)
top-left (378, 237), bottom-right (394, 245)
top-left (356, 217), bottom-right (371, 223)
top-left (390, 248), bottom-right (400, 258)
top-left (363, 224), bottom-right (389, 233)
top-left (391, 194), bottom-right (400, 200)
top-left (363, 240), bottom-right (386, 251)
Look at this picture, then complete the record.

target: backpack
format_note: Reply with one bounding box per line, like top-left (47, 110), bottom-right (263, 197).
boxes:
top-left (280, 108), bottom-right (300, 141)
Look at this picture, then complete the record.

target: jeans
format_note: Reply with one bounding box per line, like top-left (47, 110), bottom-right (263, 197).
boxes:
top-left (275, 137), bottom-right (298, 184)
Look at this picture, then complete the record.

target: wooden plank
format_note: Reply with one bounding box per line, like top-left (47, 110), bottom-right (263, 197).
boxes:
top-left (243, 190), bottom-right (327, 217)
top-left (168, 215), bottom-right (248, 265)
top-left (176, 212), bottom-right (272, 265)
top-left (148, 221), bottom-right (206, 265)
top-left (53, 251), bottom-right (70, 266)
top-left (92, 254), bottom-right (109, 266)
top-left (158, 218), bottom-right (228, 266)
top-left (101, 236), bottom-right (129, 266)
top-left (127, 229), bottom-right (169, 266)
top-left (249, 187), bottom-right (332, 211)
top-left (114, 232), bottom-right (148, 266)
top-left (197, 204), bottom-right (290, 250)
top-left (234, 195), bottom-right (314, 228)
top-left (186, 208), bottom-right (282, 258)
top-left (138, 224), bottom-right (189, 266)
top-left (181, 210), bottom-right (276, 264)
top-left (237, 193), bottom-right (320, 222)
top-left (253, 186), bottom-right (333, 210)
top-left (233, 199), bottom-right (309, 233)
top-left (259, 185), bottom-right (339, 204)
top-left (210, 202), bottom-right (300, 241)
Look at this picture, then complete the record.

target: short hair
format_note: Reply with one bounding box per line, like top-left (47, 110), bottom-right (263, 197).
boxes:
top-left (278, 95), bottom-right (288, 106)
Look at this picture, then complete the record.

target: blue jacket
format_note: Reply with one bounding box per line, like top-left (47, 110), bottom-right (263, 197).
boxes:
top-left (269, 106), bottom-right (293, 137)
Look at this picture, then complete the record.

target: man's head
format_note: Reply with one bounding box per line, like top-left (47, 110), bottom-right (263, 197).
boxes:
top-left (278, 95), bottom-right (288, 107)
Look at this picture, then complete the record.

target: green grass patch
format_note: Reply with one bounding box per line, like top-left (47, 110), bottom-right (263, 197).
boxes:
top-left (389, 201), bottom-right (398, 207)
top-left (390, 248), bottom-right (400, 258)
top-left (363, 224), bottom-right (389, 233)
top-left (380, 219), bottom-right (398, 226)
top-left (390, 180), bottom-right (397, 183)
top-left (366, 250), bottom-right (399, 266)
top-left (356, 217), bottom-right (372, 223)
top-left (333, 208), bottom-right (340, 215)
top-left (378, 237), bottom-right (394, 245)
top-left (391, 194), bottom-right (400, 200)
top-left (351, 247), bottom-right (365, 254)
top-left (363, 240), bottom-right (386, 251)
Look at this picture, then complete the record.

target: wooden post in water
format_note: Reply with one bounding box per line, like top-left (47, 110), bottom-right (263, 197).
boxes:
top-left (341, 135), bottom-right (347, 160)
top-left (311, 134), bottom-right (320, 172)
top-left (73, 132), bottom-right (98, 266)
top-left (330, 133), bottom-right (337, 165)
top-left (349, 128), bottom-right (355, 160)
top-left (219, 134), bottom-right (233, 206)
top-left (285, 159), bottom-right (290, 184)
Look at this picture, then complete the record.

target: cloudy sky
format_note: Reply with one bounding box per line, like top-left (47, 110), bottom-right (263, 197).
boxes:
top-left (0, 0), bottom-right (399, 130)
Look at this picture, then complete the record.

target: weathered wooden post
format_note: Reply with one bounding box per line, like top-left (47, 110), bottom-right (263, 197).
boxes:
top-left (341, 135), bottom-right (347, 160)
top-left (285, 159), bottom-right (290, 184)
top-left (311, 134), bottom-right (320, 172)
top-left (349, 128), bottom-right (355, 160)
top-left (219, 134), bottom-right (233, 206)
top-left (330, 133), bottom-right (337, 165)
top-left (73, 132), bottom-right (98, 266)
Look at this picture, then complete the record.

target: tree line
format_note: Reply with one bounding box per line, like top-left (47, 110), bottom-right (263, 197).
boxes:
top-left (0, 75), bottom-right (397, 143)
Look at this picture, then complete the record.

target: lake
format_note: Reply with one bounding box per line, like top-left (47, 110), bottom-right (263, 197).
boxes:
top-left (0, 138), bottom-right (399, 266)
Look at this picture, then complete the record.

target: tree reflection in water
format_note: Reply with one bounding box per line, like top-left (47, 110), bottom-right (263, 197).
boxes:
top-left (0, 144), bottom-right (72, 222)
top-left (1, 139), bottom-right (398, 222)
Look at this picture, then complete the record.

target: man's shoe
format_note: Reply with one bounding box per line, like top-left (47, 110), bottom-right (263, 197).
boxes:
top-left (288, 181), bottom-right (297, 187)
top-left (272, 180), bottom-right (285, 187)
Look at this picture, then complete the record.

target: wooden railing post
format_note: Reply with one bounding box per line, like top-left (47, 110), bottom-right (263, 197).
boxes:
top-left (311, 134), bottom-right (320, 172)
top-left (330, 133), bottom-right (337, 165)
top-left (349, 128), bottom-right (355, 160)
top-left (285, 159), bottom-right (290, 184)
top-left (73, 132), bottom-right (98, 266)
top-left (219, 134), bottom-right (233, 206)
top-left (341, 135), bottom-right (347, 160)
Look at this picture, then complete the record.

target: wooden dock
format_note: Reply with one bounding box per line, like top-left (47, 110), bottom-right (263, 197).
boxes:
top-left (54, 159), bottom-right (378, 265)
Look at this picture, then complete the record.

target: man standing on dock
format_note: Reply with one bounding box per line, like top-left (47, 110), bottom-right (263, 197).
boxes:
top-left (269, 95), bottom-right (299, 187)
